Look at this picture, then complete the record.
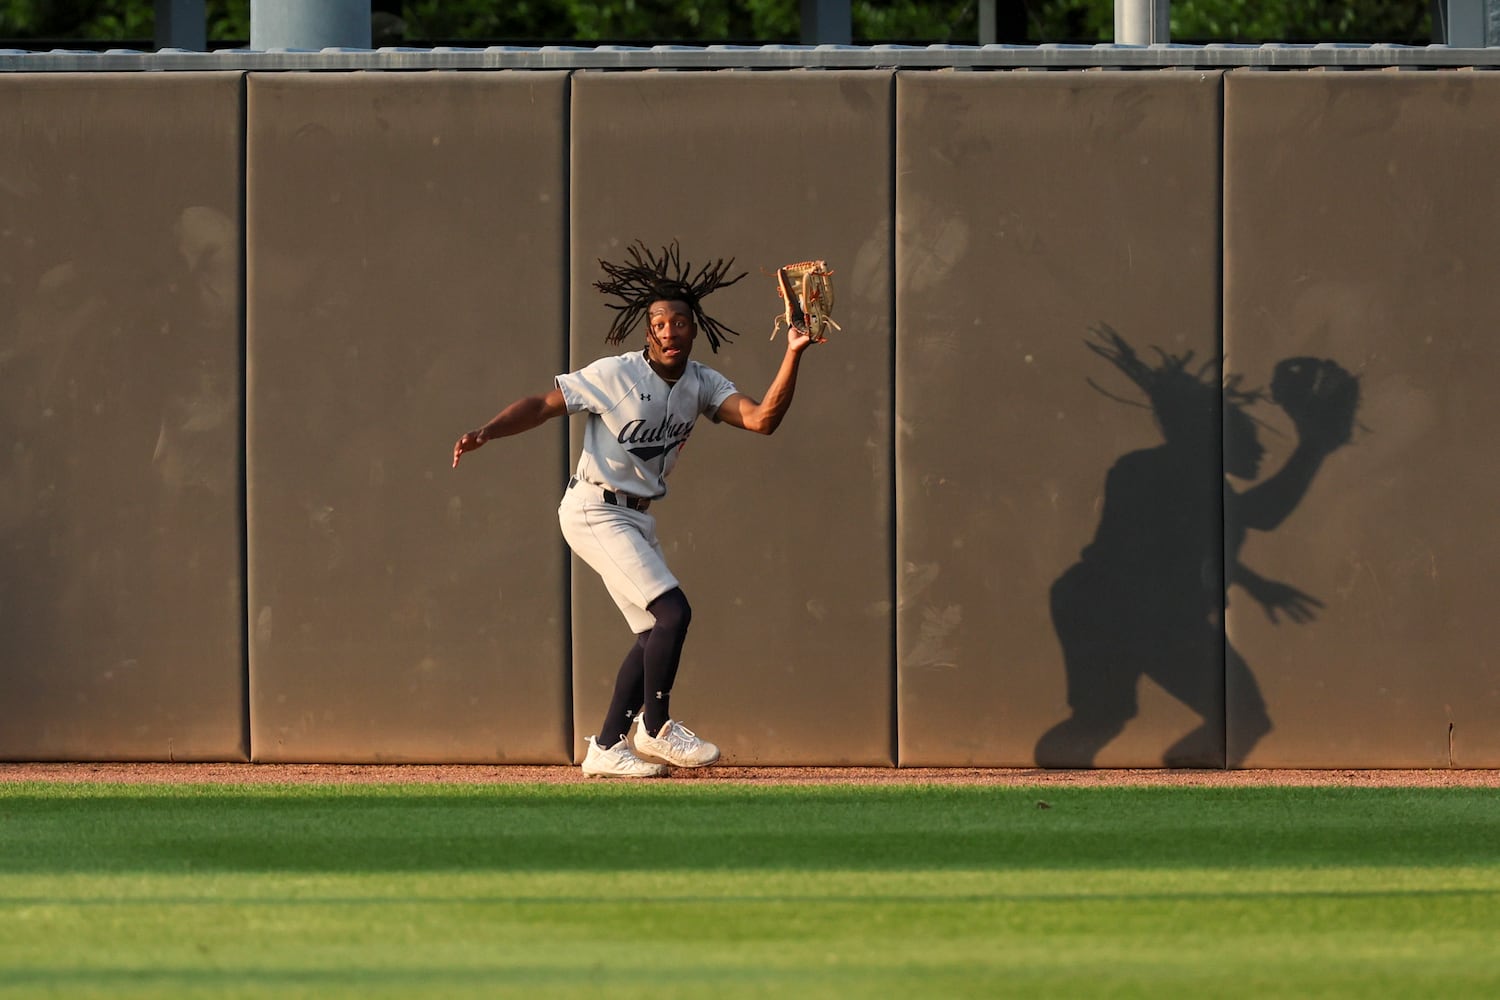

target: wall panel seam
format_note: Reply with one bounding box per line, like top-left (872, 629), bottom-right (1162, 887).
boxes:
top-left (562, 69), bottom-right (577, 760)
top-left (1217, 70), bottom-right (1230, 771)
top-left (237, 71), bottom-right (253, 761)
top-left (888, 70), bottom-right (901, 767)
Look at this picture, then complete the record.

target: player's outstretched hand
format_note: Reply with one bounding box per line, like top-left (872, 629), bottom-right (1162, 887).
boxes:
top-left (452, 429), bottom-right (485, 468)
top-left (1247, 577), bottom-right (1323, 625)
top-left (786, 320), bottom-right (820, 352)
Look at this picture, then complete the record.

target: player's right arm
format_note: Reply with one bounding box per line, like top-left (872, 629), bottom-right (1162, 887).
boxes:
top-left (452, 387), bottom-right (566, 468)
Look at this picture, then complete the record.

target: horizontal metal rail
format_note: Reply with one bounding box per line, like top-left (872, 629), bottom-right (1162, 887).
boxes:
top-left (3, 43), bottom-right (1500, 73)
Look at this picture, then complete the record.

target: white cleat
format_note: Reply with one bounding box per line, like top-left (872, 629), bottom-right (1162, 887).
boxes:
top-left (634, 718), bottom-right (721, 768)
top-left (581, 736), bottom-right (668, 778)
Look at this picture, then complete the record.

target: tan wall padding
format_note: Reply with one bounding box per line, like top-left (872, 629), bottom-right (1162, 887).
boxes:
top-left (0, 73), bottom-right (247, 761)
top-left (245, 72), bottom-right (572, 763)
top-left (12, 64), bottom-right (1500, 769)
top-left (568, 71), bottom-right (895, 764)
top-left (1223, 71), bottom-right (1500, 768)
top-left (896, 70), bottom-right (1227, 767)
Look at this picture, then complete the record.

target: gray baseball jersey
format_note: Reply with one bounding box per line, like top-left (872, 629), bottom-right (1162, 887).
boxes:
top-left (555, 349), bottom-right (738, 500)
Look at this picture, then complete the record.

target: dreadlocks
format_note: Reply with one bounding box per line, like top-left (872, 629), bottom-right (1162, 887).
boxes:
top-left (594, 240), bottom-right (748, 353)
top-left (1084, 323), bottom-right (1270, 443)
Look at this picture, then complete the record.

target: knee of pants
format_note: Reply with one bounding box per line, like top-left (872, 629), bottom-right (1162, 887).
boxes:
top-left (648, 588), bottom-right (692, 635)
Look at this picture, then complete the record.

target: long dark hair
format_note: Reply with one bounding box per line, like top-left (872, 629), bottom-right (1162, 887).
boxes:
top-left (594, 239), bottom-right (748, 353)
top-left (1085, 323), bottom-right (1267, 445)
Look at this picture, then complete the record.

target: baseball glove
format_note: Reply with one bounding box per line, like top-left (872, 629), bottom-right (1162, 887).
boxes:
top-left (1270, 357), bottom-right (1360, 451)
top-left (772, 259), bottom-right (840, 343)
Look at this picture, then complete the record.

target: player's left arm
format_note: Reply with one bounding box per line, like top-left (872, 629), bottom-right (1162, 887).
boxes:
top-left (715, 325), bottom-right (816, 436)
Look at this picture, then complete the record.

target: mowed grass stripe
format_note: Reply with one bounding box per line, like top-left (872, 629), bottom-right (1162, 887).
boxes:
top-left (3, 783), bottom-right (1497, 871)
top-left (1, 784), bottom-right (1498, 998)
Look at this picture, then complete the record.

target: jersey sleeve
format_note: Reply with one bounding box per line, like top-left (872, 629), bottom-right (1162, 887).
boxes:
top-left (699, 365), bottom-right (739, 421)
top-left (555, 357), bottom-right (621, 416)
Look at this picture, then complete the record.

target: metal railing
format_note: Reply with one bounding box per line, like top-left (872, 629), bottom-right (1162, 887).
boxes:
top-left (4, 43), bottom-right (1500, 73)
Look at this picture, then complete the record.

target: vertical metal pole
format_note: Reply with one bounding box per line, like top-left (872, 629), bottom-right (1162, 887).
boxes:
top-left (979, 0), bottom-right (997, 44)
top-left (1115, 0), bottom-right (1170, 44)
top-left (1436, 0), bottom-right (1484, 44)
top-left (250, 0), bottom-right (371, 50)
top-left (154, 0), bottom-right (206, 51)
top-left (800, 0), bottom-right (853, 45)
top-left (1435, 0), bottom-right (1500, 44)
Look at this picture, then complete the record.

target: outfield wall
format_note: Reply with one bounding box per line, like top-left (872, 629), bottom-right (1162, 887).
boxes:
top-left (2, 66), bottom-right (1496, 768)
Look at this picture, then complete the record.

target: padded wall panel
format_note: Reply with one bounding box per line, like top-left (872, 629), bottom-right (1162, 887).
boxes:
top-left (246, 72), bottom-right (571, 762)
top-left (1223, 71), bottom-right (1500, 767)
top-left (897, 71), bottom-right (1225, 766)
top-left (0, 74), bottom-right (246, 760)
top-left (570, 71), bottom-right (894, 764)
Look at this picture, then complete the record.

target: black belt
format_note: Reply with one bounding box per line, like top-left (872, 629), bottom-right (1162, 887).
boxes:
top-left (570, 477), bottom-right (651, 512)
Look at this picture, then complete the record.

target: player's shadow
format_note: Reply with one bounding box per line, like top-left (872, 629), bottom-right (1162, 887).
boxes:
top-left (1033, 326), bottom-right (1358, 768)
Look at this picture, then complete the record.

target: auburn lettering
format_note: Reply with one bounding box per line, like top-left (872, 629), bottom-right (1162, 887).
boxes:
top-left (618, 414), bottom-right (695, 446)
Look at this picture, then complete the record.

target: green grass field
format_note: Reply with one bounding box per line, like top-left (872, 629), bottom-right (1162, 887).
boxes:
top-left (2, 782), bottom-right (1498, 998)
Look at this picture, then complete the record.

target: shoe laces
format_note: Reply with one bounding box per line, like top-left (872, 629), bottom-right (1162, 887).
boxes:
top-left (662, 721), bottom-right (701, 750)
top-left (606, 739), bottom-right (641, 761)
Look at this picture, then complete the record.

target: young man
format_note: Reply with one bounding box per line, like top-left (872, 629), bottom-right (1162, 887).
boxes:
top-left (452, 241), bottom-right (819, 777)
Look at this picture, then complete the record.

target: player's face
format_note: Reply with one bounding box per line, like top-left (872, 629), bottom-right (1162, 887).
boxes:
top-left (646, 300), bottom-right (696, 376)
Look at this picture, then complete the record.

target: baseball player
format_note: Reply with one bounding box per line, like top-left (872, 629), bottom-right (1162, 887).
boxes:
top-left (452, 241), bottom-right (820, 777)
